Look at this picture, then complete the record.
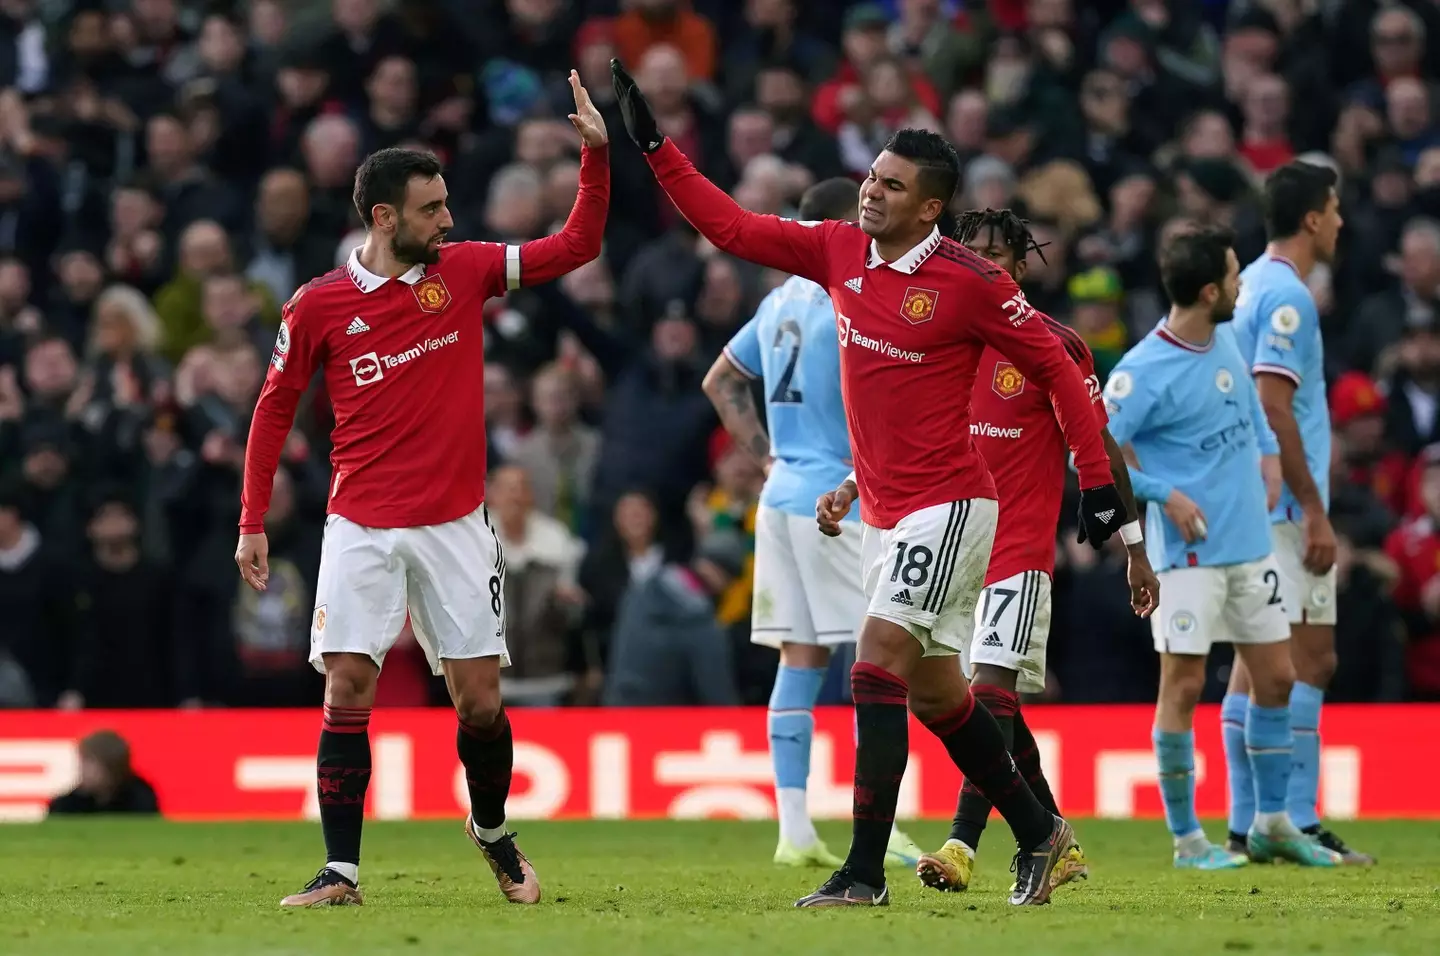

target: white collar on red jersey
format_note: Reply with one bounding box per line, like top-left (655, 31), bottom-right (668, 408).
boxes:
top-left (865, 226), bottom-right (941, 274)
top-left (345, 247), bottom-right (427, 293)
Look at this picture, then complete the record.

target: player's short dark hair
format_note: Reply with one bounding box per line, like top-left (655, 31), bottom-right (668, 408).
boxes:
top-left (352, 147), bottom-right (443, 227)
top-left (953, 208), bottom-right (1050, 264)
top-left (882, 128), bottom-right (961, 205)
top-left (1262, 161), bottom-right (1338, 239)
top-left (798, 177), bottom-right (859, 223)
top-left (1159, 225), bottom-right (1235, 307)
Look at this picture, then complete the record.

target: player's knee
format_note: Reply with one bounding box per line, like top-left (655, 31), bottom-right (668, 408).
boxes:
top-left (324, 654), bottom-right (378, 707)
top-left (453, 684), bottom-right (503, 731)
top-left (1250, 661), bottom-right (1295, 709)
top-left (971, 663), bottom-right (1018, 693)
top-left (1296, 644), bottom-right (1337, 689)
top-left (855, 616), bottom-right (922, 677)
top-left (1159, 669), bottom-right (1205, 713)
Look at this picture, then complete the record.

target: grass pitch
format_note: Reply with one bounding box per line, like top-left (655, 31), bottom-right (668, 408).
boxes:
top-left (0, 819), bottom-right (1436, 955)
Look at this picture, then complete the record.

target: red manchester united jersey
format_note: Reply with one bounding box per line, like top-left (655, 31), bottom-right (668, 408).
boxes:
top-left (240, 144), bottom-right (610, 533)
top-left (646, 140), bottom-right (1110, 529)
top-left (970, 316), bottom-right (1107, 584)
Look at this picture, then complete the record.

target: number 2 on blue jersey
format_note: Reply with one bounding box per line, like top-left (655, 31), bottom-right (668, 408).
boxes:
top-left (769, 318), bottom-right (803, 405)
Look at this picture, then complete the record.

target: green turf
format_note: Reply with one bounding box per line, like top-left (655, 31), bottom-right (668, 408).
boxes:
top-left (0, 819), bottom-right (1435, 955)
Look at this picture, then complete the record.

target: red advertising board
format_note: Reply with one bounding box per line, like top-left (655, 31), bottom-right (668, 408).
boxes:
top-left (1, 705), bottom-right (1434, 822)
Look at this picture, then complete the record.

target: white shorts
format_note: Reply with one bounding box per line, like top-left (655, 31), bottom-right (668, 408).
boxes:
top-left (750, 506), bottom-right (866, 648)
top-left (860, 498), bottom-right (998, 658)
top-left (1151, 555), bottom-right (1291, 655)
top-left (310, 504), bottom-right (510, 675)
top-left (1271, 521), bottom-right (1338, 626)
top-left (963, 570), bottom-right (1052, 694)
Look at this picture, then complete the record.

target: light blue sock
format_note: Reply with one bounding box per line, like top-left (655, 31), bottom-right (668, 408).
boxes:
top-left (1245, 700), bottom-right (1293, 815)
top-left (768, 666), bottom-right (826, 790)
top-left (1153, 728), bottom-right (1202, 839)
top-left (1286, 681), bottom-right (1324, 830)
top-left (1221, 692), bottom-right (1255, 835)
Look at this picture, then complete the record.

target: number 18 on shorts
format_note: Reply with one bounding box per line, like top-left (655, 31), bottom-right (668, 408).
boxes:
top-left (859, 499), bottom-right (998, 657)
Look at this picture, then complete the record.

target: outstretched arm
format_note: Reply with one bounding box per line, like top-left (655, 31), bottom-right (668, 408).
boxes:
top-left (504, 72), bottom-right (610, 290)
top-left (612, 59), bottom-right (835, 284)
top-left (644, 141), bottom-right (836, 284)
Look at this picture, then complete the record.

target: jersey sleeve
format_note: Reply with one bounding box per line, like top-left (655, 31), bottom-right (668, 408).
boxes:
top-left (971, 270), bottom-right (1110, 487)
top-left (1244, 361), bottom-right (1281, 456)
top-left (1102, 359), bottom-right (1174, 503)
top-left (1044, 317), bottom-right (1107, 428)
top-left (723, 314), bottom-right (763, 380)
top-left (461, 144), bottom-right (609, 293)
top-left (646, 140), bottom-right (837, 286)
top-left (240, 288), bottom-right (322, 533)
top-left (1250, 289), bottom-right (1318, 387)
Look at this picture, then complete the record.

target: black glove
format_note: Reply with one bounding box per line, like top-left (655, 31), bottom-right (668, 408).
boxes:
top-left (1077, 483), bottom-right (1126, 550)
top-left (611, 58), bottom-right (664, 153)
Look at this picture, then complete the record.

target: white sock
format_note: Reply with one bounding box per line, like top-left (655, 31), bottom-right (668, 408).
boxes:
top-left (325, 861), bottom-right (359, 884)
top-left (1253, 811), bottom-right (1298, 838)
top-left (1174, 829), bottom-right (1210, 857)
top-left (472, 817), bottom-right (508, 844)
top-left (776, 788), bottom-right (816, 845)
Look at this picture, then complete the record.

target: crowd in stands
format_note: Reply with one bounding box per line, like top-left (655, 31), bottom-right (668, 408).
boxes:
top-left (3, 0), bottom-right (1440, 710)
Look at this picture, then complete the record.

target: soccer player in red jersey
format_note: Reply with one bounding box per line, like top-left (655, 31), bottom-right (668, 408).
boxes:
top-left (235, 71), bottom-right (609, 909)
top-left (916, 208), bottom-right (1160, 894)
top-left (612, 60), bottom-right (1128, 907)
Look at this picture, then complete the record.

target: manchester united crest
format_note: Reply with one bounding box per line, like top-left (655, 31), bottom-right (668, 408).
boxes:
top-left (413, 275), bottom-right (451, 313)
top-left (992, 361), bottom-right (1025, 399)
top-left (900, 286), bottom-right (939, 324)
top-left (313, 605), bottom-right (327, 633)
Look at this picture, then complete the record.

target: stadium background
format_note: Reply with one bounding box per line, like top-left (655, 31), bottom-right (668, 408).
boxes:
top-left (4, 0), bottom-right (1440, 819)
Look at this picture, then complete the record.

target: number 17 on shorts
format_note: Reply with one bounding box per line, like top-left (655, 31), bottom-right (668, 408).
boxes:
top-left (859, 498), bottom-right (998, 657)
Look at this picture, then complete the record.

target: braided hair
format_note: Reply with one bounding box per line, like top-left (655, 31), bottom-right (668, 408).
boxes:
top-left (952, 207), bottom-right (1049, 265)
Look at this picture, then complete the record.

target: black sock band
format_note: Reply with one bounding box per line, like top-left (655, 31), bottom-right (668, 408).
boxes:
top-left (950, 685), bottom-right (1018, 847)
top-left (922, 692), bottom-right (1051, 851)
top-left (458, 709), bottom-right (513, 832)
top-left (318, 705), bottom-right (372, 866)
top-left (1011, 707), bottom-right (1059, 816)
top-left (846, 662), bottom-right (910, 886)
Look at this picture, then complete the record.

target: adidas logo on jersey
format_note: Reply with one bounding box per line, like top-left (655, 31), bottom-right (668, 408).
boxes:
top-left (890, 589), bottom-right (913, 607)
top-left (980, 630), bottom-right (1004, 648)
top-left (845, 277), bottom-right (863, 294)
top-left (346, 316), bottom-right (371, 335)
top-left (1097, 508), bottom-right (1116, 524)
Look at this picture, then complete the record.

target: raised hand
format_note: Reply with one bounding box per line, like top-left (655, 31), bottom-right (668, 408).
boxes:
top-left (610, 58), bottom-right (662, 153)
top-left (566, 70), bottom-right (608, 148)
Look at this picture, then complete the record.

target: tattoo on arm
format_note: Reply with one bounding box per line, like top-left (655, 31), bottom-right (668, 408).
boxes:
top-left (719, 372), bottom-right (771, 465)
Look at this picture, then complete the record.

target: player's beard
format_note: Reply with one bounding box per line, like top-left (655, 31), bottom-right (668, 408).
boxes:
top-left (391, 221), bottom-right (443, 266)
top-left (1211, 296), bottom-right (1237, 324)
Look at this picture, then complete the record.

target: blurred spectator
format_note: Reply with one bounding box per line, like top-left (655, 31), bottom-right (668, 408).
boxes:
top-left (488, 465), bottom-right (586, 706)
top-left (47, 730), bottom-right (158, 815)
top-left (1066, 266), bottom-right (1129, 380)
top-left (154, 219), bottom-right (279, 363)
top-left (1333, 372), bottom-right (1412, 518)
top-left (1385, 446), bottom-right (1440, 698)
top-left (603, 526), bottom-right (743, 706)
top-left (1349, 216), bottom-right (1440, 378)
top-left (614, 0), bottom-right (718, 83)
top-left (579, 490), bottom-right (668, 682)
top-left (57, 491), bottom-right (171, 709)
top-left (508, 363), bottom-right (600, 533)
